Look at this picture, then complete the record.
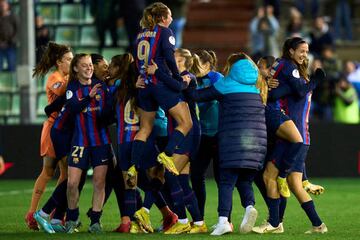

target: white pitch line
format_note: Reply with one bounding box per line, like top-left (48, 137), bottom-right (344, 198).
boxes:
top-left (0, 187), bottom-right (56, 197)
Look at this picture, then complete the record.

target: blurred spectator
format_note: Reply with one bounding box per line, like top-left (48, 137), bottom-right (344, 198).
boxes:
top-left (295, 0), bottom-right (319, 19)
top-left (250, 5), bottom-right (280, 61)
top-left (162, 0), bottom-right (190, 48)
top-left (309, 16), bottom-right (334, 57)
top-left (35, 15), bottom-right (50, 64)
top-left (263, 0), bottom-right (280, 19)
top-left (286, 7), bottom-right (307, 38)
top-left (119, 0), bottom-right (146, 54)
top-left (90, 0), bottom-right (120, 50)
top-left (344, 60), bottom-right (360, 105)
top-left (334, 0), bottom-right (353, 41)
top-left (311, 58), bottom-right (333, 121)
top-left (333, 76), bottom-right (359, 124)
top-left (321, 46), bottom-right (342, 83)
top-left (0, 0), bottom-right (18, 72)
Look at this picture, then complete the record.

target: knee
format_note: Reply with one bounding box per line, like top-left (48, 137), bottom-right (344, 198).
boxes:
top-left (67, 180), bottom-right (79, 192)
top-left (41, 167), bottom-right (55, 180)
top-left (93, 178), bottom-right (106, 191)
top-left (183, 118), bottom-right (193, 132)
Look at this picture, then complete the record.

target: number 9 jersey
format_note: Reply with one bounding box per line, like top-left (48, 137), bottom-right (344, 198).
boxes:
top-left (135, 25), bottom-right (182, 85)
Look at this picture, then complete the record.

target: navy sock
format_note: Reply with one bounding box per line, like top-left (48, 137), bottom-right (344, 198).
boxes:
top-left (124, 189), bottom-right (137, 221)
top-left (42, 180), bottom-right (68, 214)
top-left (165, 171), bottom-right (186, 219)
top-left (279, 142), bottom-right (303, 178)
top-left (302, 165), bottom-right (308, 181)
top-left (164, 130), bottom-right (185, 156)
top-left (268, 198), bottom-right (280, 227)
top-left (153, 191), bottom-right (167, 210)
top-left (66, 208), bottom-right (79, 222)
top-left (131, 140), bottom-right (146, 167)
top-left (190, 170), bottom-right (206, 218)
top-left (279, 196), bottom-right (287, 222)
top-left (114, 179), bottom-right (125, 216)
top-left (178, 174), bottom-right (202, 222)
top-left (90, 210), bottom-right (102, 225)
top-left (52, 207), bottom-right (66, 221)
top-left (136, 189), bottom-right (143, 210)
top-left (143, 190), bottom-right (155, 210)
top-left (301, 200), bottom-right (322, 226)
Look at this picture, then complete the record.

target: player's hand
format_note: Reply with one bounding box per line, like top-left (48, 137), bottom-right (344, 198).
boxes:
top-left (136, 76), bottom-right (146, 89)
top-left (89, 83), bottom-right (102, 98)
top-left (268, 78), bottom-right (279, 89)
top-left (313, 68), bottom-right (326, 81)
top-left (146, 60), bottom-right (158, 75)
top-left (182, 74), bottom-right (191, 85)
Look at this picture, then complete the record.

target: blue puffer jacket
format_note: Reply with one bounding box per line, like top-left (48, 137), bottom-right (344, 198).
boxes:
top-left (190, 59), bottom-right (267, 170)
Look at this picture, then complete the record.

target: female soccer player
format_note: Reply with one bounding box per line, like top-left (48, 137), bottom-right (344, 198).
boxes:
top-left (26, 42), bottom-right (73, 230)
top-left (64, 54), bottom-right (113, 233)
top-left (149, 48), bottom-right (206, 234)
top-left (130, 2), bottom-right (193, 178)
top-left (253, 37), bottom-right (327, 234)
top-left (189, 50), bottom-right (223, 219)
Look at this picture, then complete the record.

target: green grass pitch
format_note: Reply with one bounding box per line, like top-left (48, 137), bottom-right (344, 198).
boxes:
top-left (0, 178), bottom-right (359, 239)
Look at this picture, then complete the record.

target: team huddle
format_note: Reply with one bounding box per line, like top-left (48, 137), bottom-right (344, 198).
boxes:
top-left (24, 2), bottom-right (328, 235)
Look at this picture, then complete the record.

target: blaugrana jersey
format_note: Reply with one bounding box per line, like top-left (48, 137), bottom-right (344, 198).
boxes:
top-left (135, 25), bottom-right (182, 85)
top-left (66, 78), bottom-right (111, 147)
top-left (268, 58), bottom-right (316, 145)
top-left (116, 97), bottom-right (139, 144)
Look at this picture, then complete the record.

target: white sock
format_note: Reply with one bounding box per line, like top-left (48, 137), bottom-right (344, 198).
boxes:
top-left (178, 218), bottom-right (188, 224)
top-left (39, 209), bottom-right (49, 218)
top-left (194, 220), bottom-right (204, 226)
top-left (143, 207), bottom-right (150, 213)
top-left (219, 216), bottom-right (228, 224)
top-left (50, 219), bottom-right (62, 225)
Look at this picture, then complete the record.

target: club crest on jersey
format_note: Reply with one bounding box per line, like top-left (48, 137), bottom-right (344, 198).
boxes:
top-left (95, 94), bottom-right (101, 101)
top-left (169, 36), bottom-right (176, 46)
top-left (73, 157), bottom-right (79, 164)
top-left (66, 90), bottom-right (73, 99)
top-left (52, 82), bottom-right (62, 89)
top-left (292, 69), bottom-right (300, 78)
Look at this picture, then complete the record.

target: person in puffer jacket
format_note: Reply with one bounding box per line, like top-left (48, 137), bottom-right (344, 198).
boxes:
top-left (187, 52), bottom-right (267, 235)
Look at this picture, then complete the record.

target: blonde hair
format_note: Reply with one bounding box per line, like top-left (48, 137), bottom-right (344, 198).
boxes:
top-left (175, 48), bottom-right (193, 70)
top-left (140, 2), bottom-right (169, 29)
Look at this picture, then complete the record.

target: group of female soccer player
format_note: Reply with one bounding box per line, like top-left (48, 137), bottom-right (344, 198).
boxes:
top-left (24, 1), bottom-right (328, 235)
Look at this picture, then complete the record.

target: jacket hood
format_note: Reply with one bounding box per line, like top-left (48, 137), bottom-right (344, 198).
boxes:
top-left (226, 59), bottom-right (258, 85)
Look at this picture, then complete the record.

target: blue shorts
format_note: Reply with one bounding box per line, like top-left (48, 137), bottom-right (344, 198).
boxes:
top-left (138, 82), bottom-right (182, 112)
top-left (265, 106), bottom-right (291, 139)
top-left (68, 144), bottom-right (114, 170)
top-left (117, 140), bottom-right (159, 171)
top-left (269, 141), bottom-right (309, 173)
top-left (51, 127), bottom-right (72, 160)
